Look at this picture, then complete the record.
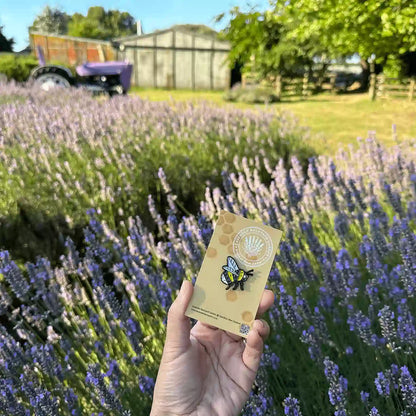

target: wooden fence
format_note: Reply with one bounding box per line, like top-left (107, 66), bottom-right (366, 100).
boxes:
top-left (369, 74), bottom-right (416, 101)
top-left (241, 73), bottom-right (337, 100)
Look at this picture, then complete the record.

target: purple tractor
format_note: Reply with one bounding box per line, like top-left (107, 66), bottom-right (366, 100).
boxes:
top-left (30, 46), bottom-right (133, 96)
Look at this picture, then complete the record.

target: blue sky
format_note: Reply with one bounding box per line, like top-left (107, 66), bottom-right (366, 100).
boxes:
top-left (1, 0), bottom-right (270, 51)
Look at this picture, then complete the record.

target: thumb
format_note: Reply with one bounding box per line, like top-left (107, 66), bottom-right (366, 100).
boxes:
top-left (165, 280), bottom-right (194, 353)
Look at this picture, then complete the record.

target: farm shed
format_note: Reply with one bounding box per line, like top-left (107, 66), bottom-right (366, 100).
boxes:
top-left (30, 32), bottom-right (116, 66)
top-left (29, 27), bottom-right (232, 90)
top-left (115, 27), bottom-right (231, 89)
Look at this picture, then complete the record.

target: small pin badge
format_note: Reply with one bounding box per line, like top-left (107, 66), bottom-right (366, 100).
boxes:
top-left (220, 256), bottom-right (253, 291)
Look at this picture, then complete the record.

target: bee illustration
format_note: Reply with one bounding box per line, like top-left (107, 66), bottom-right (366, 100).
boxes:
top-left (221, 256), bottom-right (253, 291)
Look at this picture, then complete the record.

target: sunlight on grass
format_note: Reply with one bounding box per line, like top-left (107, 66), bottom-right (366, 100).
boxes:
top-left (131, 88), bottom-right (416, 154)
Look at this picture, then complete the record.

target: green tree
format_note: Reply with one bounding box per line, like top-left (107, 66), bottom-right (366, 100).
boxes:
top-left (67, 7), bottom-right (136, 40)
top-left (218, 7), bottom-right (326, 82)
top-left (222, 1), bottom-right (416, 89)
top-left (0, 26), bottom-right (14, 52)
top-left (30, 6), bottom-right (70, 34)
top-left (273, 0), bottom-right (416, 86)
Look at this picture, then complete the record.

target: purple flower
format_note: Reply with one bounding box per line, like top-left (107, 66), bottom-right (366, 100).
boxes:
top-left (138, 375), bottom-right (155, 396)
top-left (283, 394), bottom-right (302, 415)
top-left (399, 366), bottom-right (416, 408)
top-left (378, 305), bottom-right (396, 349)
top-left (360, 391), bottom-right (370, 404)
top-left (86, 364), bottom-right (124, 412)
top-left (375, 371), bottom-right (391, 396)
top-left (323, 357), bottom-right (348, 414)
top-left (0, 251), bottom-right (29, 300)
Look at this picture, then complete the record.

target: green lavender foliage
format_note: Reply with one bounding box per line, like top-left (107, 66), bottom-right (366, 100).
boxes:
top-left (0, 83), bottom-right (313, 263)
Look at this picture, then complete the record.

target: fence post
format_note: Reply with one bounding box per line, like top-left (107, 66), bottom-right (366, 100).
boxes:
top-left (409, 78), bottom-right (415, 101)
top-left (369, 73), bottom-right (377, 101)
top-left (329, 73), bottom-right (336, 94)
top-left (241, 74), bottom-right (246, 88)
top-left (302, 73), bottom-right (308, 99)
top-left (274, 75), bottom-right (282, 100)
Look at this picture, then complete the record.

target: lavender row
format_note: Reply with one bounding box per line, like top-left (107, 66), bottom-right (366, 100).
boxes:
top-left (0, 83), bottom-right (314, 264)
top-left (0, 132), bottom-right (414, 413)
top-left (0, 83), bottom-right (310, 220)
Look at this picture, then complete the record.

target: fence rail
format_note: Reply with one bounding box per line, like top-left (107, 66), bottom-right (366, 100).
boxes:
top-left (369, 75), bottom-right (416, 101)
top-left (241, 73), bottom-right (337, 100)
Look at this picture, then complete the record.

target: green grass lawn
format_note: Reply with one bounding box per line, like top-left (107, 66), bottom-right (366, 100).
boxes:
top-left (131, 87), bottom-right (416, 154)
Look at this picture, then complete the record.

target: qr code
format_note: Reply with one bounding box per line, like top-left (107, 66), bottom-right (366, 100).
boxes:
top-left (239, 324), bottom-right (250, 336)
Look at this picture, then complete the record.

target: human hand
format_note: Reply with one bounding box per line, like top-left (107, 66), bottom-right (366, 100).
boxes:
top-left (150, 280), bottom-right (274, 416)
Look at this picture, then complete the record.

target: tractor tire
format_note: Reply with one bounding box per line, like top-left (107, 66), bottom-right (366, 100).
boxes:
top-left (32, 67), bottom-right (73, 91)
top-left (108, 85), bottom-right (126, 97)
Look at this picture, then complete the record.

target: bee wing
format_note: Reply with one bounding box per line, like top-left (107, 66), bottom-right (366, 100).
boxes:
top-left (222, 266), bottom-right (238, 276)
top-left (220, 272), bottom-right (229, 285)
top-left (224, 256), bottom-right (240, 275)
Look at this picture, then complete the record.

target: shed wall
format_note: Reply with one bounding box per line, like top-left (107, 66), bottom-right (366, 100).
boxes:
top-left (118, 29), bottom-right (230, 89)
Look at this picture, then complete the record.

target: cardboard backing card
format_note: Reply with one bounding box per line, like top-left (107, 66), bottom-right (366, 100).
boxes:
top-left (186, 210), bottom-right (282, 338)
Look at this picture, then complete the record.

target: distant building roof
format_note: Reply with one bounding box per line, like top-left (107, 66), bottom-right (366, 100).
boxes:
top-left (114, 24), bottom-right (226, 45)
top-left (169, 24), bottom-right (219, 38)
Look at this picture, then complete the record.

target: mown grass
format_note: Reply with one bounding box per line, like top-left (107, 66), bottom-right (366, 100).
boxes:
top-left (131, 87), bottom-right (416, 154)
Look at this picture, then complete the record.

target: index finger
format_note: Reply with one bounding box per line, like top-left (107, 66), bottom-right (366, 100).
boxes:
top-left (256, 289), bottom-right (275, 318)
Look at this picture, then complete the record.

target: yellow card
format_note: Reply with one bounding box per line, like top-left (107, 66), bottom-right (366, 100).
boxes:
top-left (185, 210), bottom-right (282, 338)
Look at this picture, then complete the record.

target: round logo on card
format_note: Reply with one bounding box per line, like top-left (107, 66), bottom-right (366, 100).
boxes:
top-left (232, 226), bottom-right (273, 268)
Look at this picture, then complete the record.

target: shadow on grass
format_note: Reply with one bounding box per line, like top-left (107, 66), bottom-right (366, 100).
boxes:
top-left (0, 202), bottom-right (86, 266)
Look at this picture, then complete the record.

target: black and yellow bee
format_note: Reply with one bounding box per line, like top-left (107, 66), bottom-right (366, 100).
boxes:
top-left (221, 256), bottom-right (253, 291)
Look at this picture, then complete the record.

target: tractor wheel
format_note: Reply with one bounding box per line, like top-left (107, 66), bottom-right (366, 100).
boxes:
top-left (32, 67), bottom-right (72, 91)
top-left (108, 85), bottom-right (125, 97)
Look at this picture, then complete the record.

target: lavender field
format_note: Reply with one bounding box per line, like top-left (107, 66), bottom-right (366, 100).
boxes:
top-left (0, 83), bottom-right (416, 415)
top-left (0, 83), bottom-right (313, 264)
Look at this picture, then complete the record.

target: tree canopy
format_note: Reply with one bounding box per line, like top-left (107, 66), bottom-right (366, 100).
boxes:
top-left (30, 6), bottom-right (70, 35)
top-left (218, 7), bottom-right (326, 79)
top-left (67, 7), bottom-right (136, 39)
top-left (0, 26), bottom-right (14, 52)
top-left (30, 6), bottom-right (136, 40)
top-left (275, 0), bottom-right (416, 62)
top-left (220, 0), bottom-right (416, 81)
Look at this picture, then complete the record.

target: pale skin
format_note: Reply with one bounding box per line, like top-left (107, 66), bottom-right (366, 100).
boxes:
top-left (150, 280), bottom-right (274, 416)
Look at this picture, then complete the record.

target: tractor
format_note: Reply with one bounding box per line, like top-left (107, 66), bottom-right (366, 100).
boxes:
top-left (30, 46), bottom-right (133, 96)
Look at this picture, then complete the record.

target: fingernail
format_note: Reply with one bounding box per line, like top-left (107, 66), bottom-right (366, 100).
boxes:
top-left (254, 320), bottom-right (264, 330)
